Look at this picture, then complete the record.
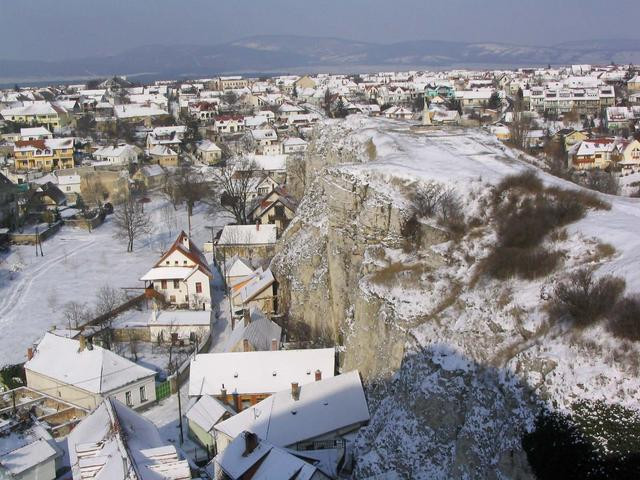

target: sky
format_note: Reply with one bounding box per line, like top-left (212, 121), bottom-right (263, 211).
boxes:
top-left (0, 0), bottom-right (638, 61)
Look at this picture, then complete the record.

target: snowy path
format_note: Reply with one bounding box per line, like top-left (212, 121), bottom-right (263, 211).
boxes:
top-left (0, 237), bottom-right (96, 322)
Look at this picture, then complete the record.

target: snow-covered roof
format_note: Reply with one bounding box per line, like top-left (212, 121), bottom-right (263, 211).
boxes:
top-left (149, 145), bottom-right (177, 157)
top-left (185, 395), bottom-right (234, 433)
top-left (25, 333), bottom-right (155, 394)
top-left (94, 143), bottom-right (136, 159)
top-left (188, 348), bottom-right (335, 396)
top-left (214, 371), bottom-right (369, 447)
top-left (225, 256), bottom-right (254, 283)
top-left (197, 139), bottom-right (221, 152)
top-left (246, 154), bottom-right (287, 172)
top-left (222, 308), bottom-right (282, 352)
top-left (149, 310), bottom-right (211, 327)
top-left (215, 432), bottom-right (321, 480)
top-left (140, 266), bottom-right (198, 281)
top-left (68, 398), bottom-right (190, 480)
top-left (114, 104), bottom-right (168, 119)
top-left (20, 126), bottom-right (52, 137)
top-left (217, 224), bottom-right (277, 246)
top-left (0, 421), bottom-right (60, 477)
top-left (282, 137), bottom-right (308, 146)
top-left (234, 268), bottom-right (275, 304)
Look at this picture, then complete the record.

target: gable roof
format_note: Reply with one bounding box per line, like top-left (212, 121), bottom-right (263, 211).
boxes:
top-left (189, 348), bottom-right (335, 396)
top-left (68, 398), bottom-right (190, 480)
top-left (185, 395), bottom-right (235, 434)
top-left (215, 432), bottom-right (326, 480)
top-left (25, 333), bottom-right (155, 394)
top-left (214, 371), bottom-right (369, 448)
top-left (217, 225), bottom-right (277, 246)
top-left (155, 231), bottom-right (211, 276)
top-left (222, 308), bottom-right (282, 352)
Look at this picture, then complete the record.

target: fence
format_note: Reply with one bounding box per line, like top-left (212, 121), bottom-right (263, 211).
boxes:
top-left (155, 380), bottom-right (171, 401)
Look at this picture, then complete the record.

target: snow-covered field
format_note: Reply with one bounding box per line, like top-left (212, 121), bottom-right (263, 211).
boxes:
top-left (0, 196), bottom-right (230, 366)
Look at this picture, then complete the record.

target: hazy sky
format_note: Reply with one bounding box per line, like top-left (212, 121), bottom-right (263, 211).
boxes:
top-left (0, 0), bottom-right (638, 61)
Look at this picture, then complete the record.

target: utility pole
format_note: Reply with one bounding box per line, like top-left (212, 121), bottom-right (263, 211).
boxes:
top-left (176, 360), bottom-right (184, 445)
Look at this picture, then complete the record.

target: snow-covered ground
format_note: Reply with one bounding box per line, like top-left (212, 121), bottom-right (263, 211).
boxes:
top-left (0, 195), bottom-right (230, 366)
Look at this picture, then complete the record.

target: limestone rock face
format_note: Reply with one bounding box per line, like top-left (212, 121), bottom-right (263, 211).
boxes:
top-left (273, 118), bottom-right (638, 479)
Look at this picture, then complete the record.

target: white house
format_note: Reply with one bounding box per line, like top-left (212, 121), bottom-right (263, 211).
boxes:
top-left (282, 136), bottom-right (308, 154)
top-left (214, 370), bottom-right (369, 453)
top-left (93, 143), bottom-right (139, 165)
top-left (67, 398), bottom-right (191, 480)
top-left (148, 309), bottom-right (211, 345)
top-left (25, 333), bottom-right (156, 410)
top-left (141, 231), bottom-right (213, 310)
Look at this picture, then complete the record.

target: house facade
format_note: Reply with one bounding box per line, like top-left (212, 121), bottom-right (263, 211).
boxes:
top-left (141, 231), bottom-right (213, 310)
top-left (13, 138), bottom-right (74, 171)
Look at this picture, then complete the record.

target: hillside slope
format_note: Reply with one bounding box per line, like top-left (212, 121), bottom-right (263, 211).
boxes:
top-left (272, 117), bottom-right (640, 478)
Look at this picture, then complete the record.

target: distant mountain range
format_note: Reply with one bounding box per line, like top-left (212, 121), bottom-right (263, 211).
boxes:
top-left (2, 36), bottom-right (639, 85)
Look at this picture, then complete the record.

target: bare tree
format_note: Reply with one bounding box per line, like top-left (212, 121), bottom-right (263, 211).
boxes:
top-left (160, 203), bottom-right (178, 247)
top-left (163, 168), bottom-right (209, 236)
top-left (62, 301), bottom-right (91, 329)
top-left (208, 159), bottom-right (259, 224)
top-left (508, 98), bottom-right (533, 151)
top-left (112, 194), bottom-right (151, 252)
top-left (286, 154), bottom-right (307, 198)
top-left (128, 330), bottom-right (142, 361)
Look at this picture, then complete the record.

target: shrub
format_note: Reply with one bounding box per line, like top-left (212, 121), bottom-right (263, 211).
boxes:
top-left (495, 170), bottom-right (544, 196)
top-left (413, 181), bottom-right (445, 217)
top-left (608, 296), bottom-right (640, 342)
top-left (551, 269), bottom-right (626, 327)
top-left (436, 189), bottom-right (466, 237)
top-left (483, 246), bottom-right (562, 280)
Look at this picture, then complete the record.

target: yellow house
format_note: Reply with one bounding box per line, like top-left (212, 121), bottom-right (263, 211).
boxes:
top-left (13, 138), bottom-right (74, 171)
top-left (1, 102), bottom-right (67, 129)
top-left (149, 145), bottom-right (179, 167)
top-left (294, 75), bottom-right (316, 89)
top-left (620, 139), bottom-right (640, 173)
top-left (562, 130), bottom-right (588, 152)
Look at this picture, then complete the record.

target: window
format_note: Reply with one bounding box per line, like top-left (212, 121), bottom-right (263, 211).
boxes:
top-left (161, 280), bottom-right (167, 289)
top-left (139, 386), bottom-right (147, 402)
top-left (174, 261), bottom-right (178, 265)
top-left (195, 282), bottom-right (202, 294)
top-left (633, 149), bottom-right (640, 160)
top-left (183, 260), bottom-right (187, 265)
top-left (125, 391), bottom-right (132, 406)
top-left (173, 280), bottom-right (179, 289)
top-left (169, 295), bottom-right (176, 303)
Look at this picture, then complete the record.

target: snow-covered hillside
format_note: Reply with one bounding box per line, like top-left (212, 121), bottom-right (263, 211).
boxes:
top-left (273, 116), bottom-right (640, 478)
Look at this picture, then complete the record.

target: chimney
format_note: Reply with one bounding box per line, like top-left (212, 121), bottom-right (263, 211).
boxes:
top-left (220, 387), bottom-right (228, 404)
top-left (315, 369), bottom-right (322, 382)
top-left (78, 336), bottom-right (86, 352)
top-left (291, 382), bottom-right (300, 401)
top-left (27, 347), bottom-right (34, 361)
top-left (242, 338), bottom-right (250, 352)
top-left (243, 308), bottom-right (251, 324)
top-left (243, 432), bottom-right (258, 456)
top-left (271, 339), bottom-right (278, 351)
top-left (256, 221), bottom-right (260, 231)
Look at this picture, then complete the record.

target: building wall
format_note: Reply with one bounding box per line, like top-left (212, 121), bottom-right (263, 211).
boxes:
top-left (25, 369), bottom-right (156, 410)
top-left (188, 418), bottom-right (215, 450)
top-left (15, 456), bottom-right (57, 480)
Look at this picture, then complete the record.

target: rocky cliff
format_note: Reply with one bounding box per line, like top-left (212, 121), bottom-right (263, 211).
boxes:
top-left (271, 116), bottom-right (640, 479)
